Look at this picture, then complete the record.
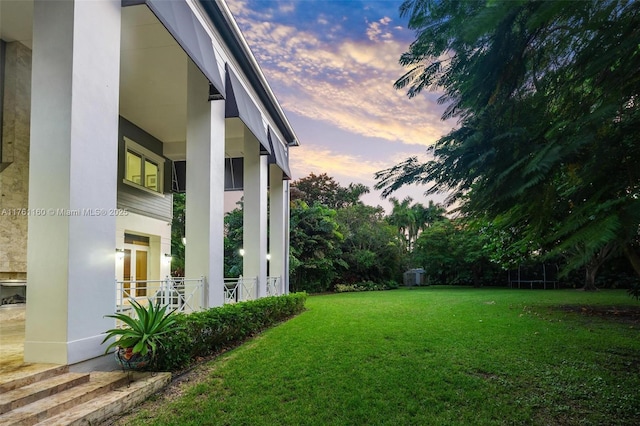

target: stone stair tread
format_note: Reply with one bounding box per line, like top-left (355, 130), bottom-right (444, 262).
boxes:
top-left (33, 372), bottom-right (171, 426)
top-left (0, 372), bottom-right (129, 426)
top-left (0, 372), bottom-right (90, 415)
top-left (0, 365), bottom-right (69, 394)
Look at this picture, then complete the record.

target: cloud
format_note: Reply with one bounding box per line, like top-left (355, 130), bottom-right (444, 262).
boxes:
top-left (290, 144), bottom-right (387, 183)
top-left (366, 16), bottom-right (393, 42)
top-left (289, 143), bottom-right (447, 213)
top-left (228, 2), bottom-right (453, 148)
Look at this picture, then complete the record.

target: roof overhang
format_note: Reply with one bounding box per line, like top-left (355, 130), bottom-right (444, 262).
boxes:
top-left (200, 0), bottom-right (299, 147)
top-left (268, 127), bottom-right (292, 180)
top-left (225, 64), bottom-right (271, 155)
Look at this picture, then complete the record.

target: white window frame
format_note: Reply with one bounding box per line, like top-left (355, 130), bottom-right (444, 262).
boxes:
top-left (123, 137), bottom-right (165, 195)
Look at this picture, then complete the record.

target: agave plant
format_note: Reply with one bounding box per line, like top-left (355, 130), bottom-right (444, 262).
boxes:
top-left (102, 299), bottom-right (178, 359)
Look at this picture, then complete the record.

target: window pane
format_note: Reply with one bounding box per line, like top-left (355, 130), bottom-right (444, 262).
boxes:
top-left (145, 160), bottom-right (159, 191)
top-left (126, 151), bottom-right (142, 185)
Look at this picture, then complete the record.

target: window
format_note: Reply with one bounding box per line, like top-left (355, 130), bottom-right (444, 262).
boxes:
top-left (124, 137), bottom-right (163, 193)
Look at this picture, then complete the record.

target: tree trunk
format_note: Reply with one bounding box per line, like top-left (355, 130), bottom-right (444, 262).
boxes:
top-left (583, 262), bottom-right (599, 291)
top-left (581, 243), bottom-right (615, 291)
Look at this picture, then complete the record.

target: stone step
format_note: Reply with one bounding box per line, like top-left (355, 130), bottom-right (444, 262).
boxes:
top-left (0, 372), bottom-right (90, 415)
top-left (34, 372), bottom-right (171, 426)
top-left (0, 372), bottom-right (131, 426)
top-left (0, 365), bottom-right (69, 394)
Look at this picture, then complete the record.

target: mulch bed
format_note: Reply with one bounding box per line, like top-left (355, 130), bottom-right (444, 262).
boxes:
top-left (557, 304), bottom-right (640, 324)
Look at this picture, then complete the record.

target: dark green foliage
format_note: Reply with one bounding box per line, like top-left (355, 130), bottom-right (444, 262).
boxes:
top-left (170, 193), bottom-right (186, 275)
top-left (155, 292), bottom-right (307, 371)
top-left (387, 197), bottom-right (446, 252)
top-left (628, 282), bottom-right (640, 302)
top-left (224, 203), bottom-right (244, 277)
top-left (334, 280), bottom-right (399, 293)
top-left (413, 218), bottom-right (503, 287)
top-left (291, 172), bottom-right (369, 210)
top-left (377, 0), bottom-right (640, 289)
top-left (336, 204), bottom-right (405, 285)
top-left (289, 201), bottom-right (347, 293)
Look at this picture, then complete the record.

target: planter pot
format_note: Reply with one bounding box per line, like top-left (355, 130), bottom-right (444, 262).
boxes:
top-left (114, 346), bottom-right (152, 370)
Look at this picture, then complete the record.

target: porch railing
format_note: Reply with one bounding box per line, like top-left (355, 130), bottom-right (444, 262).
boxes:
top-left (115, 276), bottom-right (204, 316)
top-left (223, 276), bottom-right (257, 304)
top-left (266, 276), bottom-right (283, 297)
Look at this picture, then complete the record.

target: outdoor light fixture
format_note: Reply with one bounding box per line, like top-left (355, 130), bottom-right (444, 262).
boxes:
top-left (115, 248), bottom-right (125, 260)
top-left (164, 253), bottom-right (172, 263)
top-left (266, 253), bottom-right (271, 261)
top-left (182, 237), bottom-right (186, 245)
top-left (239, 248), bottom-right (245, 257)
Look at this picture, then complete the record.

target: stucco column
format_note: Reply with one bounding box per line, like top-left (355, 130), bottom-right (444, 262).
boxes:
top-left (284, 180), bottom-right (291, 294)
top-left (243, 137), bottom-right (267, 299)
top-left (269, 166), bottom-right (286, 295)
top-left (185, 60), bottom-right (225, 308)
top-left (25, 0), bottom-right (121, 365)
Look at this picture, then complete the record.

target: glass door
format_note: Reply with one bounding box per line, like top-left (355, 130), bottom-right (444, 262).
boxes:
top-left (123, 244), bottom-right (148, 299)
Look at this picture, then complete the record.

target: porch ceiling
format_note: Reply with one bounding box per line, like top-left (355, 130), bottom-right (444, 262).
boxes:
top-left (0, 2), bottom-right (246, 160)
top-left (120, 5), bottom-right (187, 146)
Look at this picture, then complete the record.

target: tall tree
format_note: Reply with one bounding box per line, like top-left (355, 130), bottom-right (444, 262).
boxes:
top-left (376, 0), bottom-right (640, 290)
top-left (291, 172), bottom-right (370, 209)
top-left (289, 200), bottom-right (347, 293)
top-left (336, 204), bottom-right (404, 284)
top-left (387, 196), bottom-right (415, 251)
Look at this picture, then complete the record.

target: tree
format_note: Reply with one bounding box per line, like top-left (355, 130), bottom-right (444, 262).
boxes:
top-left (376, 0), bottom-right (640, 290)
top-left (387, 197), bottom-right (445, 252)
top-left (387, 196), bottom-right (415, 251)
top-left (413, 217), bottom-right (502, 287)
top-left (224, 203), bottom-right (244, 277)
top-left (289, 200), bottom-right (347, 292)
top-left (170, 193), bottom-right (186, 275)
top-left (336, 204), bottom-right (404, 284)
top-left (291, 172), bottom-right (370, 209)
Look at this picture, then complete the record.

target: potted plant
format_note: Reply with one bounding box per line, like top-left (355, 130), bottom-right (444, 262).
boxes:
top-left (102, 299), bottom-right (178, 370)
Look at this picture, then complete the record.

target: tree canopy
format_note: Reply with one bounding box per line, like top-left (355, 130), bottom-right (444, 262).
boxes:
top-left (375, 0), bottom-right (640, 289)
top-left (291, 172), bottom-right (370, 210)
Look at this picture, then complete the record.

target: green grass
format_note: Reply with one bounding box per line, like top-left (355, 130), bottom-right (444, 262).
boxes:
top-left (125, 287), bottom-right (640, 425)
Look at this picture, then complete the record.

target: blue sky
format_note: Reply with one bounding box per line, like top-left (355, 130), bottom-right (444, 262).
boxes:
top-left (227, 0), bottom-right (454, 211)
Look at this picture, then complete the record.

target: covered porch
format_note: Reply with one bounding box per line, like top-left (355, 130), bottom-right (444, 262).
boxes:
top-left (0, 0), bottom-right (297, 368)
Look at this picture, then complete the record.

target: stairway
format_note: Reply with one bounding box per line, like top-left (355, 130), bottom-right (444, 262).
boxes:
top-left (0, 365), bottom-right (170, 425)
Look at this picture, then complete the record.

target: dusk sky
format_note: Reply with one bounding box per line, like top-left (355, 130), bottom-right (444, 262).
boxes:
top-left (226, 0), bottom-right (455, 212)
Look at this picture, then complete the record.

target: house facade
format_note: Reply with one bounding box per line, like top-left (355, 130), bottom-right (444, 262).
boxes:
top-left (0, 0), bottom-right (296, 365)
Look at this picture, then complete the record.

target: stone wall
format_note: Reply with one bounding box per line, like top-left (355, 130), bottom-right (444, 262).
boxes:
top-left (0, 42), bottom-right (31, 280)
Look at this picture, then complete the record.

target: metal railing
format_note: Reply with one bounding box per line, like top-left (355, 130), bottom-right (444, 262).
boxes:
top-left (223, 276), bottom-right (257, 304)
top-left (115, 276), bottom-right (204, 316)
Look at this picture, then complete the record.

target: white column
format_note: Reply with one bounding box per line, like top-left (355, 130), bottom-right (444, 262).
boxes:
top-left (24, 0), bottom-right (121, 365)
top-left (185, 60), bottom-right (225, 308)
top-left (269, 166), bottom-right (286, 294)
top-left (243, 136), bottom-right (267, 299)
top-left (284, 180), bottom-right (291, 294)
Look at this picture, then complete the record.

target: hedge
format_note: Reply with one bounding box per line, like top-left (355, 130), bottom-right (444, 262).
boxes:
top-left (155, 292), bottom-right (307, 371)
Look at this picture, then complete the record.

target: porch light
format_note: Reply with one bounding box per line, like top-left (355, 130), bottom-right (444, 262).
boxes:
top-left (239, 249), bottom-right (245, 257)
top-left (182, 237), bottom-right (186, 245)
top-left (266, 253), bottom-right (271, 261)
top-left (115, 248), bottom-right (125, 260)
top-left (164, 253), bottom-right (172, 264)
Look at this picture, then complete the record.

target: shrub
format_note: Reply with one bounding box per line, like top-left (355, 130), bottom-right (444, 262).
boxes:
top-left (334, 281), bottom-right (398, 293)
top-left (155, 292), bottom-right (307, 371)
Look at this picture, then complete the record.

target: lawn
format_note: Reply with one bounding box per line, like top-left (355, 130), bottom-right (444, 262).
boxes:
top-left (118, 287), bottom-right (640, 425)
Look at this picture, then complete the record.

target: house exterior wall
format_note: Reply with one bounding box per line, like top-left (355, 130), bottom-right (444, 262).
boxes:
top-left (115, 211), bottom-right (171, 283)
top-left (0, 41), bottom-right (31, 280)
top-left (117, 117), bottom-right (173, 222)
